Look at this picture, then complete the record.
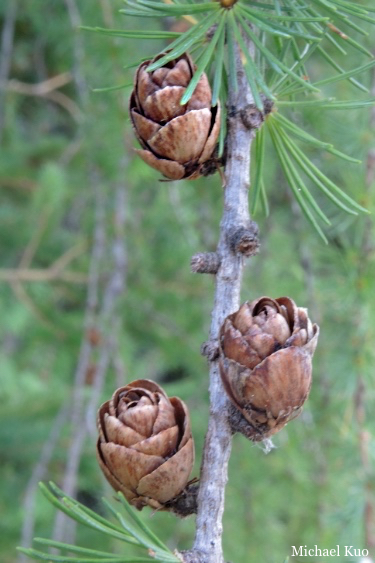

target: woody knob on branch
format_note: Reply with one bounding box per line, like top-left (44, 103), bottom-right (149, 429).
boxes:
top-left (96, 379), bottom-right (195, 510)
top-left (220, 297), bottom-right (319, 441)
top-left (130, 52), bottom-right (221, 180)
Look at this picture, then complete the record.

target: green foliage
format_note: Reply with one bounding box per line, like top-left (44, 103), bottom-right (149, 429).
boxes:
top-left (85, 0), bottom-right (375, 239)
top-left (17, 483), bottom-right (181, 562)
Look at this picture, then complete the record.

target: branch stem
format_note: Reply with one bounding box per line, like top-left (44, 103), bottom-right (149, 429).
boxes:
top-left (190, 39), bottom-right (256, 563)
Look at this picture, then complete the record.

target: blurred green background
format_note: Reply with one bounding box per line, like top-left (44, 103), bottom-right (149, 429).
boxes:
top-left (0, 1), bottom-right (374, 562)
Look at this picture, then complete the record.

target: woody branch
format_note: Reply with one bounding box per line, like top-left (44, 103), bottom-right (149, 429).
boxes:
top-left (183, 37), bottom-right (260, 563)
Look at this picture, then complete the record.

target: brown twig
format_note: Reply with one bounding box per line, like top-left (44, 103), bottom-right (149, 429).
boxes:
top-left (0, 241), bottom-right (88, 284)
top-left (50, 241), bottom-right (88, 271)
top-left (0, 269), bottom-right (88, 283)
top-left (4, 76), bottom-right (82, 121)
top-left (5, 72), bottom-right (72, 94)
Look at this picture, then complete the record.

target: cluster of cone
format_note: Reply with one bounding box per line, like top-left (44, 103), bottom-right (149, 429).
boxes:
top-left (97, 297), bottom-right (318, 510)
top-left (96, 54), bottom-right (319, 511)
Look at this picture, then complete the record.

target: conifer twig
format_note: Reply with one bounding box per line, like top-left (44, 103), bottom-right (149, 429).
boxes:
top-left (183, 35), bottom-right (258, 563)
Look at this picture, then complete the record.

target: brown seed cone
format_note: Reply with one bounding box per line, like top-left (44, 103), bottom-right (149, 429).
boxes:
top-left (129, 52), bottom-right (220, 180)
top-left (96, 379), bottom-right (195, 510)
top-left (219, 296), bottom-right (319, 441)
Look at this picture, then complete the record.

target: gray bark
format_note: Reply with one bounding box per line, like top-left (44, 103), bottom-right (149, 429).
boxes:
top-left (188, 40), bottom-right (257, 563)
